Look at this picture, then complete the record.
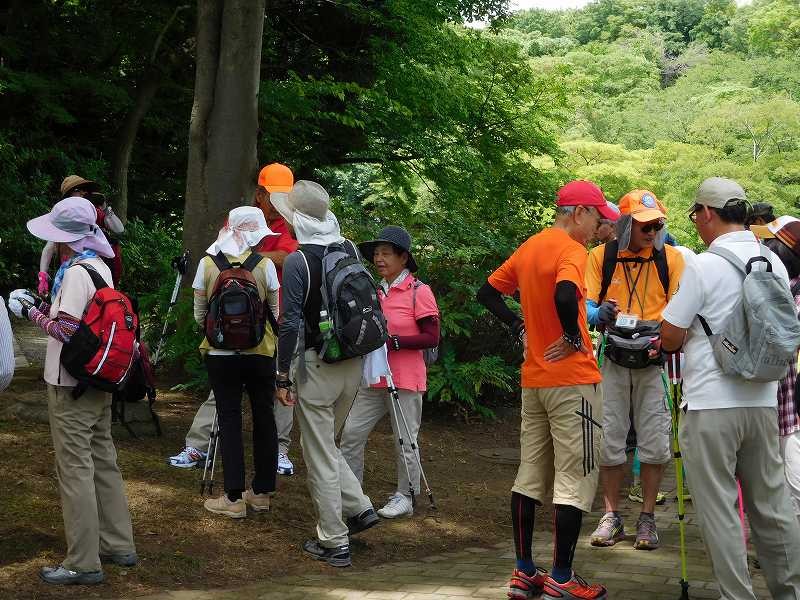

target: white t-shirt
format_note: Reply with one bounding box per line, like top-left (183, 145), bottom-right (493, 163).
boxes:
top-left (662, 230), bottom-right (790, 411)
top-left (192, 254), bottom-right (279, 356)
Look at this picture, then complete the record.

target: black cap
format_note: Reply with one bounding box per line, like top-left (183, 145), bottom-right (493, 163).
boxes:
top-left (358, 225), bottom-right (418, 272)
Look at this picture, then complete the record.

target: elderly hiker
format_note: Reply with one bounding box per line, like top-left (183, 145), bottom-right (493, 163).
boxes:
top-left (340, 225), bottom-right (440, 519)
top-left (661, 177), bottom-right (800, 600)
top-left (274, 181), bottom-right (379, 568)
top-left (594, 201), bottom-right (620, 244)
top-left (752, 216), bottom-right (800, 521)
top-left (193, 207), bottom-right (281, 518)
top-left (168, 163), bottom-right (298, 476)
top-left (38, 176), bottom-right (124, 294)
top-left (477, 180), bottom-right (617, 600)
top-left (8, 196), bottom-right (136, 585)
top-left (585, 190), bottom-right (685, 551)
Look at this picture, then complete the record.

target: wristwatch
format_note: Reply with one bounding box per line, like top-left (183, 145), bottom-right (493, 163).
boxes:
top-left (275, 378), bottom-right (293, 390)
top-left (562, 332), bottom-right (583, 352)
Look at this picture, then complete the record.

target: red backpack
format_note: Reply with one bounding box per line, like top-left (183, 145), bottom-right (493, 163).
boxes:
top-left (204, 252), bottom-right (267, 350)
top-left (60, 264), bottom-right (139, 398)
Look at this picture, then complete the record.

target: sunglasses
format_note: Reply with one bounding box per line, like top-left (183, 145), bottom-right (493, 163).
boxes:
top-left (640, 221), bottom-right (665, 233)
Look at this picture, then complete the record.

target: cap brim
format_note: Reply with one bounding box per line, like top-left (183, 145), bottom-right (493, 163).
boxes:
top-left (269, 192), bottom-right (294, 224)
top-left (265, 184), bottom-right (292, 193)
top-left (597, 203), bottom-right (621, 221)
top-left (26, 214), bottom-right (86, 243)
top-left (631, 209), bottom-right (666, 222)
top-left (750, 224), bottom-right (776, 239)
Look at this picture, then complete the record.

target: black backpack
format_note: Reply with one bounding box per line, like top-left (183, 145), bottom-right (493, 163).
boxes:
top-left (299, 241), bottom-right (388, 362)
top-left (204, 252), bottom-right (267, 350)
top-left (598, 240), bottom-right (669, 305)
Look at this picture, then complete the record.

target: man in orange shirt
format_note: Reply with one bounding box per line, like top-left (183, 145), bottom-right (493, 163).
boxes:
top-left (478, 180), bottom-right (617, 600)
top-left (584, 190), bottom-right (684, 552)
top-left (254, 163), bottom-right (299, 278)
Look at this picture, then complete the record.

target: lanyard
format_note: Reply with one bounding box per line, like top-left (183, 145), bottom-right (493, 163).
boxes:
top-left (622, 260), bottom-right (651, 315)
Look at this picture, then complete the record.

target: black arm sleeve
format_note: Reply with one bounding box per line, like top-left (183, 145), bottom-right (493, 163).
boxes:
top-left (476, 281), bottom-right (522, 329)
top-left (277, 252), bottom-right (308, 373)
top-left (554, 281), bottom-right (580, 337)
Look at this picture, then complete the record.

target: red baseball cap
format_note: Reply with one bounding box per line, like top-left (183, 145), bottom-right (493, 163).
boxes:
top-left (557, 180), bottom-right (618, 221)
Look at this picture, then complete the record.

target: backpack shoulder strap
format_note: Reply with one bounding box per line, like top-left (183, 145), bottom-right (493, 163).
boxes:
top-left (76, 263), bottom-right (109, 291)
top-left (345, 239), bottom-right (360, 261)
top-left (706, 246), bottom-right (747, 275)
top-left (598, 240), bottom-right (619, 304)
top-left (653, 247), bottom-right (670, 297)
top-left (241, 252), bottom-right (264, 273)
top-left (297, 248), bottom-right (312, 305)
top-left (208, 251), bottom-right (232, 273)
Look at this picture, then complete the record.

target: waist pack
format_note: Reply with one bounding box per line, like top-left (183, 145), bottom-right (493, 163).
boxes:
top-left (302, 242), bottom-right (388, 363)
top-left (204, 252), bottom-right (266, 350)
top-left (697, 245), bottom-right (800, 382)
top-left (604, 320), bottom-right (662, 370)
top-left (60, 264), bottom-right (139, 397)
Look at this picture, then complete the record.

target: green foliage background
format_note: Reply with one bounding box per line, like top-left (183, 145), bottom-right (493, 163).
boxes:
top-left (1, 0), bottom-right (798, 416)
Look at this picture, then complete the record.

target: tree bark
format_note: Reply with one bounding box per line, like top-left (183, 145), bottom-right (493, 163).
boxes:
top-left (182, 0), bottom-right (265, 275)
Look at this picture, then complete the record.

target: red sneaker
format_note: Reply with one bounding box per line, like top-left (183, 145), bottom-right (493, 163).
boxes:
top-left (542, 573), bottom-right (607, 599)
top-left (508, 568), bottom-right (547, 599)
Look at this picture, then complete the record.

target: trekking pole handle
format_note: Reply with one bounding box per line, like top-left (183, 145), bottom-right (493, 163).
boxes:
top-left (171, 250), bottom-right (190, 276)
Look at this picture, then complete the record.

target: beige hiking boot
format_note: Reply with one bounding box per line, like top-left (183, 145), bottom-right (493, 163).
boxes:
top-left (243, 489), bottom-right (272, 512)
top-left (204, 494), bottom-right (246, 519)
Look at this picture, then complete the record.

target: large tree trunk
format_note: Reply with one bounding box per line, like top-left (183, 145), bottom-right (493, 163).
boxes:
top-left (182, 0), bottom-right (265, 275)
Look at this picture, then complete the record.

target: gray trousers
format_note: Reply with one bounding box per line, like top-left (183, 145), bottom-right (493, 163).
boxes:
top-left (340, 386), bottom-right (423, 499)
top-left (680, 407), bottom-right (800, 600)
top-left (185, 390), bottom-right (294, 455)
top-left (294, 350), bottom-right (371, 548)
top-left (47, 385), bottom-right (136, 572)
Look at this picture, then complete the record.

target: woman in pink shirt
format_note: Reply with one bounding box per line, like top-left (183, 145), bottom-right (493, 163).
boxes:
top-left (340, 226), bottom-right (440, 519)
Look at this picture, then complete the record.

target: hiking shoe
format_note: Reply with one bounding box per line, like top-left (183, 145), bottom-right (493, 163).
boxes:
top-left (99, 552), bottom-right (138, 567)
top-left (39, 566), bottom-right (104, 585)
top-left (302, 539), bottom-right (351, 568)
top-left (168, 446), bottom-right (207, 469)
top-left (634, 513), bottom-right (659, 550)
top-left (377, 493), bottom-right (413, 519)
top-left (277, 452), bottom-right (294, 476)
top-left (627, 484), bottom-right (666, 505)
top-left (203, 494), bottom-right (246, 519)
top-left (590, 512), bottom-right (625, 547)
top-left (243, 489), bottom-right (272, 512)
top-left (543, 573), bottom-right (607, 599)
top-left (508, 567), bottom-right (547, 599)
top-left (346, 507), bottom-right (379, 536)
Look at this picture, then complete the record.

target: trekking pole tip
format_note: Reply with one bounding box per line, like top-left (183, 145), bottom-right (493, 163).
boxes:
top-left (679, 580), bottom-right (689, 600)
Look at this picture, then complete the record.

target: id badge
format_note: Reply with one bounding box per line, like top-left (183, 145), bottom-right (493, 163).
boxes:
top-left (615, 313), bottom-right (638, 329)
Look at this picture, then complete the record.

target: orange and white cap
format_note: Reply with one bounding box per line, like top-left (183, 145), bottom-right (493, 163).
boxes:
top-left (618, 190), bottom-right (667, 222)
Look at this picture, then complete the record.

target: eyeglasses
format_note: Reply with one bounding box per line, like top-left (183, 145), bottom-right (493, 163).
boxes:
top-left (641, 221), bottom-right (665, 233)
top-left (688, 204), bottom-right (703, 223)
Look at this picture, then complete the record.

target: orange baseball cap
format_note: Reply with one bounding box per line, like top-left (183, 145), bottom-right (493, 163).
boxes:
top-left (257, 163), bottom-right (293, 193)
top-left (618, 190), bottom-right (667, 222)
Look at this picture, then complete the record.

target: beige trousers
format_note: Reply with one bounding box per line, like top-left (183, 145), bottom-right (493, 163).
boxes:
top-left (47, 384), bottom-right (135, 572)
top-left (340, 386), bottom-right (424, 499)
top-left (680, 407), bottom-right (800, 600)
top-left (295, 350), bottom-right (371, 548)
top-left (185, 390), bottom-right (294, 455)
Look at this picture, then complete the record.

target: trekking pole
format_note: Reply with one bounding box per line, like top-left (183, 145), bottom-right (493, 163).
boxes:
top-left (200, 408), bottom-right (220, 496)
top-left (661, 353), bottom-right (690, 600)
top-left (387, 386), bottom-right (417, 508)
top-left (153, 250), bottom-right (190, 367)
top-left (385, 366), bottom-right (437, 511)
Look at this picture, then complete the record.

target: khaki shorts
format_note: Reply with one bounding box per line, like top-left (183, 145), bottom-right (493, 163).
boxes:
top-left (599, 360), bottom-right (671, 467)
top-left (513, 384), bottom-right (603, 513)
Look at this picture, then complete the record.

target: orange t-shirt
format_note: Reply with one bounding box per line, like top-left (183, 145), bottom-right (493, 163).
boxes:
top-left (488, 227), bottom-right (601, 389)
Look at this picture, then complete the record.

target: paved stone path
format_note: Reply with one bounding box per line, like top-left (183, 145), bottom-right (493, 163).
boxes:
top-left (136, 465), bottom-right (772, 600)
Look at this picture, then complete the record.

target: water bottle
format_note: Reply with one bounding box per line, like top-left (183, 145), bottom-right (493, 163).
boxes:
top-left (319, 310), bottom-right (342, 360)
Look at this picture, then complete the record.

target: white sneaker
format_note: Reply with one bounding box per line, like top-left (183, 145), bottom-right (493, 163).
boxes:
top-left (168, 446), bottom-right (207, 468)
top-left (377, 493), bottom-right (413, 519)
top-left (277, 452), bottom-right (294, 476)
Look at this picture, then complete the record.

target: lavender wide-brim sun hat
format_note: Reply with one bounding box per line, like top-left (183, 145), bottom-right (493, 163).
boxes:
top-left (27, 196), bottom-right (114, 258)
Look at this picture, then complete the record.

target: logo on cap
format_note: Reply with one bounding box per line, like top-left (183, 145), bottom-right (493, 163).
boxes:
top-left (641, 194), bottom-right (656, 208)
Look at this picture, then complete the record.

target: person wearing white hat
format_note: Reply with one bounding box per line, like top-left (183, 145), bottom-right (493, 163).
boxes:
top-left (192, 206), bottom-right (282, 519)
top-left (662, 177), bottom-right (800, 600)
top-left (7, 196), bottom-right (136, 585)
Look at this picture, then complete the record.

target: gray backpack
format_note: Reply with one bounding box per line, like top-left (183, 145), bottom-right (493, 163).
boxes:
top-left (697, 245), bottom-right (800, 382)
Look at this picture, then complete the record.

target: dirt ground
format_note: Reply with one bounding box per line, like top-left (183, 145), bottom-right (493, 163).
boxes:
top-left (0, 371), bottom-right (536, 600)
